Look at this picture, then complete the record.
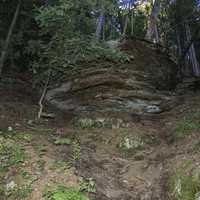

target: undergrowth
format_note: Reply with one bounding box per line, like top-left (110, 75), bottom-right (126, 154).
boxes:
top-left (173, 111), bottom-right (200, 141)
top-left (170, 162), bottom-right (200, 200)
top-left (118, 135), bottom-right (145, 153)
top-left (43, 186), bottom-right (90, 200)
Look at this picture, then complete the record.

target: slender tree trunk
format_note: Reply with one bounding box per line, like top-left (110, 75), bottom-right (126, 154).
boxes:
top-left (145, 0), bottom-right (161, 43)
top-left (185, 22), bottom-right (200, 77)
top-left (96, 8), bottom-right (105, 40)
top-left (131, 9), bottom-right (134, 36)
top-left (176, 27), bottom-right (186, 77)
top-left (109, 17), bottom-right (113, 39)
top-left (102, 17), bottom-right (105, 41)
top-left (0, 0), bottom-right (21, 77)
top-left (123, 15), bottom-right (129, 36)
top-left (176, 28), bottom-right (182, 57)
top-left (122, 2), bottom-right (132, 36)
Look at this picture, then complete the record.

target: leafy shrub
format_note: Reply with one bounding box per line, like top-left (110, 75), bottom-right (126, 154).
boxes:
top-left (54, 138), bottom-right (72, 145)
top-left (44, 186), bottom-right (90, 200)
top-left (30, 1), bottom-right (130, 86)
top-left (80, 178), bottom-right (96, 193)
top-left (118, 136), bottom-right (145, 152)
top-left (73, 118), bottom-right (112, 129)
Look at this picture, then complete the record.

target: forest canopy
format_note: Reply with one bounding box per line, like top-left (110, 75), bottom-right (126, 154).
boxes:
top-left (0, 0), bottom-right (200, 80)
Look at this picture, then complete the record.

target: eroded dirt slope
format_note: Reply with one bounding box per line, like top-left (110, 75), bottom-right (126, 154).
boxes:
top-left (1, 75), bottom-right (200, 200)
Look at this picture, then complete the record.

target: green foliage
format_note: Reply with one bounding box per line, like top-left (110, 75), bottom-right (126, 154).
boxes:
top-left (0, 138), bottom-right (26, 169)
top-left (16, 133), bottom-right (33, 143)
top-left (0, 0), bottom-right (42, 71)
top-left (173, 112), bottom-right (200, 141)
top-left (7, 185), bottom-right (33, 199)
top-left (73, 118), bottom-right (112, 129)
top-left (118, 136), bottom-right (145, 152)
top-left (50, 161), bottom-right (70, 172)
top-left (80, 178), bottom-right (96, 193)
top-left (29, 0), bottom-right (130, 85)
top-left (54, 138), bottom-right (72, 145)
top-left (170, 162), bottom-right (200, 200)
top-left (193, 139), bottom-right (200, 152)
top-left (0, 128), bottom-right (33, 143)
top-left (1, 0), bottom-right (200, 77)
top-left (44, 186), bottom-right (90, 200)
top-left (72, 140), bottom-right (81, 161)
top-left (127, 10), bottom-right (148, 38)
top-left (31, 36), bottom-right (130, 86)
top-left (21, 171), bottom-right (33, 180)
top-left (34, 144), bottom-right (47, 157)
top-left (36, 159), bottom-right (46, 172)
top-left (35, 0), bottom-right (96, 36)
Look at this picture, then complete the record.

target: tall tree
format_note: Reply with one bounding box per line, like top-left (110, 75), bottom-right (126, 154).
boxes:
top-left (172, 0), bottom-right (200, 76)
top-left (96, 8), bottom-right (105, 40)
top-left (0, 0), bottom-right (22, 77)
top-left (145, 0), bottom-right (161, 43)
top-left (185, 22), bottom-right (200, 76)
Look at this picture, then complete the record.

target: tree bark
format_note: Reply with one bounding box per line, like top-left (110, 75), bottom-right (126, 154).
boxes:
top-left (185, 22), bottom-right (200, 77)
top-left (96, 8), bottom-right (105, 40)
top-left (123, 15), bottom-right (129, 36)
top-left (131, 9), bottom-right (134, 36)
top-left (145, 0), bottom-right (161, 43)
top-left (122, 2), bottom-right (132, 36)
top-left (0, 0), bottom-right (21, 77)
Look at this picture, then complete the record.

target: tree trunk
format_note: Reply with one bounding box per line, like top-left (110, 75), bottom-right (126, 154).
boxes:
top-left (185, 22), bottom-right (200, 77)
top-left (0, 0), bottom-right (21, 77)
top-left (123, 15), bottom-right (129, 36)
top-left (131, 9), bottom-right (134, 36)
top-left (122, 2), bottom-right (132, 36)
top-left (96, 8), bottom-right (105, 40)
top-left (176, 28), bottom-right (182, 57)
top-left (145, 0), bottom-right (161, 43)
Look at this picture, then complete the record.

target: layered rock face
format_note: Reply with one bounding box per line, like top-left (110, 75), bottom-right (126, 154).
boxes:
top-left (45, 39), bottom-right (179, 118)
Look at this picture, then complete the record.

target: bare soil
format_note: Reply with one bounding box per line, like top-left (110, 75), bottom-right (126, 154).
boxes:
top-left (1, 74), bottom-right (200, 200)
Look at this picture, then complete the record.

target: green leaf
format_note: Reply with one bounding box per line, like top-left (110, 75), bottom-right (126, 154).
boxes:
top-left (54, 138), bottom-right (71, 145)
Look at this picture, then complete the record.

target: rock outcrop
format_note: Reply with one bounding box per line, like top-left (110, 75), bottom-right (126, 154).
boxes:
top-left (45, 39), bottom-right (179, 118)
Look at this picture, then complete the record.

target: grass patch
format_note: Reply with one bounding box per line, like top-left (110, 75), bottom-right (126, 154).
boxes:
top-left (0, 128), bottom-right (33, 143)
top-left (54, 138), bottom-right (72, 145)
top-left (50, 161), bottom-right (70, 172)
top-left (118, 136), bottom-right (145, 153)
top-left (6, 184), bottom-right (33, 199)
top-left (193, 139), bottom-right (200, 152)
top-left (173, 112), bottom-right (200, 141)
top-left (0, 137), bottom-right (27, 198)
top-left (73, 118), bottom-right (112, 129)
top-left (16, 132), bottom-right (33, 143)
top-left (0, 138), bottom-right (26, 169)
top-left (34, 144), bottom-right (47, 157)
top-left (43, 186), bottom-right (90, 200)
top-left (36, 159), bottom-right (46, 172)
top-left (170, 162), bottom-right (200, 200)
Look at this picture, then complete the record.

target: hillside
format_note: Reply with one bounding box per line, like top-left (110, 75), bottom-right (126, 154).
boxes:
top-left (45, 39), bottom-right (179, 120)
top-left (1, 39), bottom-right (200, 200)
